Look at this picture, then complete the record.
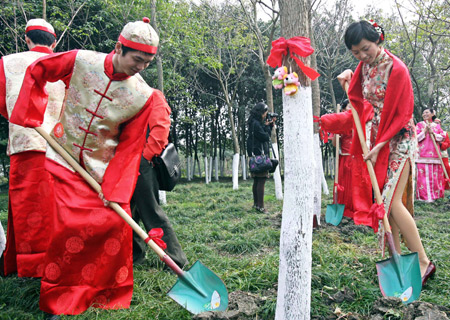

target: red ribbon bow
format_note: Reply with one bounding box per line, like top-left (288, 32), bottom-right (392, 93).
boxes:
top-left (267, 36), bottom-right (320, 81)
top-left (313, 116), bottom-right (329, 143)
top-left (145, 228), bottom-right (167, 250)
top-left (369, 203), bottom-right (385, 233)
top-left (334, 183), bottom-right (344, 193)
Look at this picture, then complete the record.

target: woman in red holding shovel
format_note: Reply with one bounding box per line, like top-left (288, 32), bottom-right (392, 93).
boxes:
top-left (337, 20), bottom-right (435, 286)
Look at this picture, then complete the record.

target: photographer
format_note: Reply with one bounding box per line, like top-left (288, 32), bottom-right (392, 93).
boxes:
top-left (246, 102), bottom-right (277, 213)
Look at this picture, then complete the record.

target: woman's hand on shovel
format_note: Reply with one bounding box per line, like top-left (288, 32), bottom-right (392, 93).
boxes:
top-left (337, 69), bottom-right (354, 89)
top-left (363, 141), bottom-right (387, 165)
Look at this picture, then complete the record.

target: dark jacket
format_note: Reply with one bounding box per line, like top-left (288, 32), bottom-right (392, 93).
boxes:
top-left (247, 117), bottom-right (272, 156)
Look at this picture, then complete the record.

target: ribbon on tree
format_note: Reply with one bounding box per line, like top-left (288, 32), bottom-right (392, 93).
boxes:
top-left (369, 203), bottom-right (385, 233)
top-left (266, 36), bottom-right (320, 81)
top-left (145, 228), bottom-right (167, 250)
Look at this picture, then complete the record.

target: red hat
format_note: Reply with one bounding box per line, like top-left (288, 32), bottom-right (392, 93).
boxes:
top-left (118, 17), bottom-right (159, 54)
top-left (25, 18), bottom-right (56, 37)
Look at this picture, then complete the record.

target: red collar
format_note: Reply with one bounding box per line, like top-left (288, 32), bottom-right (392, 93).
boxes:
top-left (104, 51), bottom-right (130, 81)
top-left (30, 46), bottom-right (53, 54)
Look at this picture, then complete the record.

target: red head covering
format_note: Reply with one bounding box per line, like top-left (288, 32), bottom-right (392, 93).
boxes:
top-left (25, 18), bottom-right (56, 37)
top-left (119, 17), bottom-right (159, 54)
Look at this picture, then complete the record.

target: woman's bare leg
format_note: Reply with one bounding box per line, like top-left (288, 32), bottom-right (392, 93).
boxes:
top-left (389, 161), bottom-right (430, 276)
top-left (388, 216), bottom-right (401, 253)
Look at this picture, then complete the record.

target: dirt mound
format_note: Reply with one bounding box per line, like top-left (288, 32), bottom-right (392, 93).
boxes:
top-left (193, 290), bottom-right (268, 320)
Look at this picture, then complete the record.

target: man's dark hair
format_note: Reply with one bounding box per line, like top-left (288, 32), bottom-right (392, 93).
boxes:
top-left (121, 45), bottom-right (155, 57)
top-left (26, 29), bottom-right (56, 46)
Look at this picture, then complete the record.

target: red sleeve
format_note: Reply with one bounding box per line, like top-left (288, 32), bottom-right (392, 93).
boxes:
top-left (142, 90), bottom-right (171, 161)
top-left (441, 132), bottom-right (450, 151)
top-left (320, 110), bottom-right (353, 134)
top-left (9, 50), bottom-right (77, 128)
top-left (102, 90), bottom-right (169, 203)
top-left (0, 59), bottom-right (7, 119)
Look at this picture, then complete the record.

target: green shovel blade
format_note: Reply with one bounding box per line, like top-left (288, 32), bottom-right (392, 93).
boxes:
top-left (325, 204), bottom-right (345, 226)
top-left (376, 252), bottom-right (422, 304)
top-left (167, 260), bottom-right (228, 314)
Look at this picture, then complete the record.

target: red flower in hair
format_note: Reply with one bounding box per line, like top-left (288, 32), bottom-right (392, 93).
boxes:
top-left (369, 19), bottom-right (384, 41)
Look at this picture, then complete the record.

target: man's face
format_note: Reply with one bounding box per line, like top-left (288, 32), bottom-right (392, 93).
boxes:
top-left (114, 43), bottom-right (154, 76)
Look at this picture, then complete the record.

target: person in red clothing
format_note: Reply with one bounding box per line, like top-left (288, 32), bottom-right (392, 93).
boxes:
top-left (330, 100), bottom-right (355, 218)
top-left (0, 19), bottom-right (65, 278)
top-left (10, 18), bottom-right (170, 318)
top-left (337, 20), bottom-right (434, 286)
top-left (434, 118), bottom-right (450, 190)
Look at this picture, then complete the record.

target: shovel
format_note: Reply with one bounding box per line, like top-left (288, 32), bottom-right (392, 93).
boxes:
top-left (428, 126), bottom-right (450, 189)
top-left (326, 103), bottom-right (345, 226)
top-left (35, 127), bottom-right (228, 314)
top-left (344, 84), bottom-right (421, 303)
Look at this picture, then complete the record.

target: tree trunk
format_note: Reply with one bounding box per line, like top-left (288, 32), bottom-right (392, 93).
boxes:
top-left (275, 0), bottom-right (314, 318)
top-left (226, 101), bottom-right (240, 189)
top-left (43, 0), bottom-right (47, 20)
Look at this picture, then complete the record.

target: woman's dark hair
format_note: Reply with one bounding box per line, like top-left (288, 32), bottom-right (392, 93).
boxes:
top-left (344, 21), bottom-right (384, 50)
top-left (248, 102), bottom-right (268, 124)
top-left (26, 29), bottom-right (56, 46)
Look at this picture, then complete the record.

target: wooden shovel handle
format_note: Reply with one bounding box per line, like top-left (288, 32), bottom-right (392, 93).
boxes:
top-left (344, 83), bottom-right (391, 233)
top-left (333, 104), bottom-right (341, 203)
top-left (34, 127), bottom-right (167, 259)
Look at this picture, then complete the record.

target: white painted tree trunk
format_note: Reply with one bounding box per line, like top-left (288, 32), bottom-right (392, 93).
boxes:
top-left (275, 87), bottom-right (314, 320)
top-left (321, 170), bottom-right (329, 195)
top-left (187, 156), bottom-right (192, 181)
top-left (209, 156), bottom-right (213, 182)
top-left (241, 154), bottom-right (247, 180)
top-left (159, 190), bottom-right (167, 205)
top-left (197, 158), bottom-right (202, 177)
top-left (232, 153), bottom-right (240, 190)
top-left (313, 133), bottom-right (323, 225)
top-left (204, 156), bottom-right (209, 184)
top-left (272, 142), bottom-right (283, 200)
top-left (0, 221), bottom-right (5, 257)
top-left (214, 157), bottom-right (219, 181)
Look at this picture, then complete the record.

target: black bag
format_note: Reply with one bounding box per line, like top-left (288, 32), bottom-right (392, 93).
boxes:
top-left (152, 143), bottom-right (181, 191)
top-left (268, 158), bottom-right (279, 173)
top-left (249, 153), bottom-right (273, 173)
top-left (268, 145), bottom-right (279, 173)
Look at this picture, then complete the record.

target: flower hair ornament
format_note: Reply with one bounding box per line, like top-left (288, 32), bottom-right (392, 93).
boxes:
top-left (369, 19), bottom-right (385, 41)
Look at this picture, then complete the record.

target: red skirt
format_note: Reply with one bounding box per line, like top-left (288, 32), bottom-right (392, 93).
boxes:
top-left (39, 160), bottom-right (133, 315)
top-left (337, 155), bottom-right (354, 218)
top-left (3, 151), bottom-right (55, 277)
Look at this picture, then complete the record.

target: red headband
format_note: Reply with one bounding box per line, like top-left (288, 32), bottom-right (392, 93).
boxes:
top-left (118, 35), bottom-right (157, 54)
top-left (25, 25), bottom-right (56, 37)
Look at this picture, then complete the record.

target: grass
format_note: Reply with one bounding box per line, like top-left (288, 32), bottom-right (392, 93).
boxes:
top-left (0, 177), bottom-right (448, 319)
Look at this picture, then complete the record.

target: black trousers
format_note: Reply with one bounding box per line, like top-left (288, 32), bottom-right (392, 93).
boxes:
top-left (131, 156), bottom-right (188, 268)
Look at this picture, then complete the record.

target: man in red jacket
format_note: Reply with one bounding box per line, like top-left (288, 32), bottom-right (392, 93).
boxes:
top-left (10, 18), bottom-right (171, 318)
top-left (0, 19), bottom-right (65, 278)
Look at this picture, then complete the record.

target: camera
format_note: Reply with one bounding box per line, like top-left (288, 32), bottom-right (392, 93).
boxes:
top-left (266, 112), bottom-right (279, 122)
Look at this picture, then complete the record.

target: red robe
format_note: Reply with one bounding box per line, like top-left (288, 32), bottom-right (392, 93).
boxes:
top-left (10, 50), bottom-right (171, 315)
top-left (0, 46), bottom-right (56, 277)
top-left (321, 103), bottom-right (374, 221)
top-left (347, 50), bottom-right (414, 230)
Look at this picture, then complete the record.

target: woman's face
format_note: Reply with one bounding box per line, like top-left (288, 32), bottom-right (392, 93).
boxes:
top-left (422, 109), bottom-right (433, 122)
top-left (262, 110), bottom-right (268, 120)
top-left (350, 38), bottom-right (381, 65)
